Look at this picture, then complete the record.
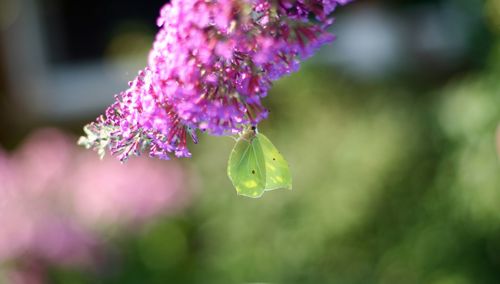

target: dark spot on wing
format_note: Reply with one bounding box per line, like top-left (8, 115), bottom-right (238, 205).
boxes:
top-left (252, 170), bottom-right (256, 174)
top-left (273, 157), bottom-right (276, 161)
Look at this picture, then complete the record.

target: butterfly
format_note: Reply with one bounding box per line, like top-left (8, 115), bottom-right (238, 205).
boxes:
top-left (227, 128), bottom-right (292, 198)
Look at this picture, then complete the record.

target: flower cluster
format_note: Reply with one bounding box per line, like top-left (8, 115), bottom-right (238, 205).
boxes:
top-left (80, 0), bottom-right (350, 160)
top-left (1, 129), bottom-right (191, 280)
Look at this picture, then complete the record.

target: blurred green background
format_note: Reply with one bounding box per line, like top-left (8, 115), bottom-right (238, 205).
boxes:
top-left (1, 0), bottom-right (500, 283)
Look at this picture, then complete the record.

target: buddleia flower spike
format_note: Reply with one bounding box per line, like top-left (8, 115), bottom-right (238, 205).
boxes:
top-left (79, 0), bottom-right (352, 197)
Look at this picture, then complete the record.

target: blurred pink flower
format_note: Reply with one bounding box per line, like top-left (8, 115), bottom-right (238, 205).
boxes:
top-left (71, 142), bottom-right (189, 227)
top-left (0, 128), bottom-right (192, 280)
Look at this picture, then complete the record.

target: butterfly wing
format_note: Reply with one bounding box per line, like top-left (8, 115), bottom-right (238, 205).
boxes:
top-left (227, 136), bottom-right (267, 198)
top-left (256, 133), bottom-right (292, 191)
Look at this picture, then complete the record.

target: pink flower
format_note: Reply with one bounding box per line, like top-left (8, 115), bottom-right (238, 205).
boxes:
top-left (0, 128), bottom-right (192, 277)
top-left (81, 0), bottom-right (351, 161)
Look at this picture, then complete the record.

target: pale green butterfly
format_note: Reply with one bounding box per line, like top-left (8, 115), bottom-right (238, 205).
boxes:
top-left (227, 127), bottom-right (292, 198)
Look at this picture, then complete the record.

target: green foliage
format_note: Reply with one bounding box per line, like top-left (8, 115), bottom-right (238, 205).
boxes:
top-left (187, 63), bottom-right (500, 283)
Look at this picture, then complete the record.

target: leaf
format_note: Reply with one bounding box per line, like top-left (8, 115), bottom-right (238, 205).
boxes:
top-left (227, 130), bottom-right (292, 198)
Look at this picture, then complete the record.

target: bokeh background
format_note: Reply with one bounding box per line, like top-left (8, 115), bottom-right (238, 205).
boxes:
top-left (1, 0), bottom-right (500, 283)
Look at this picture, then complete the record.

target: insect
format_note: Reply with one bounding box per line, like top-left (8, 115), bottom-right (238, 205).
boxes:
top-left (227, 127), bottom-right (292, 198)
